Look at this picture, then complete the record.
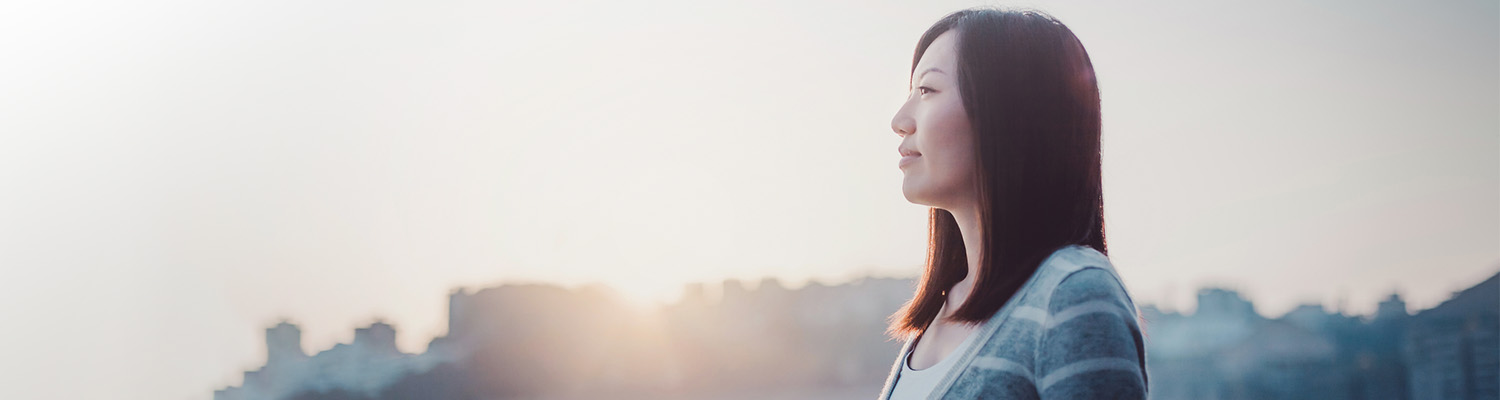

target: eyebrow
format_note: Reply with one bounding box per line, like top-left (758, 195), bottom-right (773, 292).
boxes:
top-left (917, 67), bottom-right (946, 81)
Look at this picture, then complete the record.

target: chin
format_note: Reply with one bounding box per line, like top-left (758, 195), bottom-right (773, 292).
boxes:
top-left (900, 184), bottom-right (929, 206)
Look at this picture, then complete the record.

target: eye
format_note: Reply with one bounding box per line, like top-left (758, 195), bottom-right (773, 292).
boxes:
top-left (917, 86), bottom-right (936, 96)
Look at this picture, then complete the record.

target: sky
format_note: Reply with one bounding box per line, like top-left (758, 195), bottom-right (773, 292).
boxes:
top-left (0, 0), bottom-right (1495, 399)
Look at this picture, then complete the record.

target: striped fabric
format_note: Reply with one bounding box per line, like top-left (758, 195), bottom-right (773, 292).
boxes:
top-left (876, 244), bottom-right (1149, 399)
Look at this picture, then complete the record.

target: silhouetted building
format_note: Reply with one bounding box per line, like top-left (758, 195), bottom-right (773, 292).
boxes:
top-left (214, 320), bottom-right (425, 400)
top-left (1404, 272), bottom-right (1498, 400)
top-left (266, 322), bottom-right (307, 366)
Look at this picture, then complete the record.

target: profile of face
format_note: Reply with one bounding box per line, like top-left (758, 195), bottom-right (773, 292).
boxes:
top-left (891, 30), bottom-right (978, 212)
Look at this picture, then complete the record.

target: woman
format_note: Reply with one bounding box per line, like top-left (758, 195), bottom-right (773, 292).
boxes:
top-left (877, 7), bottom-right (1148, 400)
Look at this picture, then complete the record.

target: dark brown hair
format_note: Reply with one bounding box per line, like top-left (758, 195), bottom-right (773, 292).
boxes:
top-left (887, 7), bottom-right (1107, 340)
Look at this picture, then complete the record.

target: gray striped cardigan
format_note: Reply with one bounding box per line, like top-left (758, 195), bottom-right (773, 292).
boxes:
top-left (876, 244), bottom-right (1149, 399)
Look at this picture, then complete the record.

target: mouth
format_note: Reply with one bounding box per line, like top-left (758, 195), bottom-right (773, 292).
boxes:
top-left (898, 153), bottom-right (921, 169)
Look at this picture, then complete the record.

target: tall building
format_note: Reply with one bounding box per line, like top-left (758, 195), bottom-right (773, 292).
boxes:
top-left (1404, 272), bottom-right (1499, 400)
top-left (265, 321), bottom-right (308, 366)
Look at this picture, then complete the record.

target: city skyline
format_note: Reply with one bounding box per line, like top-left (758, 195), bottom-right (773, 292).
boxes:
top-left (241, 263), bottom-right (1500, 361)
top-left (214, 267), bottom-right (1500, 399)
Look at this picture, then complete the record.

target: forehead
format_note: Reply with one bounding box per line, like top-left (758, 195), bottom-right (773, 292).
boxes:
top-left (914, 30), bottom-right (960, 77)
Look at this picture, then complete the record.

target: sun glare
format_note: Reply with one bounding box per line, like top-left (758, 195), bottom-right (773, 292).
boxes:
top-left (590, 278), bottom-right (686, 312)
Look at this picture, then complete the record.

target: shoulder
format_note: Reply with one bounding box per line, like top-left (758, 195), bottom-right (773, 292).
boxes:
top-left (966, 245), bottom-right (1139, 346)
top-left (1030, 246), bottom-right (1149, 398)
top-left (1038, 244), bottom-right (1116, 280)
top-left (1035, 245), bottom-right (1136, 312)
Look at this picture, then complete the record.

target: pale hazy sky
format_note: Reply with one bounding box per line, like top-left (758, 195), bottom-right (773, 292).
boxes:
top-left (0, 0), bottom-right (1495, 399)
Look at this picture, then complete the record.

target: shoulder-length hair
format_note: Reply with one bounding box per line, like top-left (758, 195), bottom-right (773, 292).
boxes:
top-left (887, 7), bottom-right (1107, 340)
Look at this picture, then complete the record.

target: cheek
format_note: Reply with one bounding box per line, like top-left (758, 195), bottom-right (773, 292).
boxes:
top-left (926, 145), bottom-right (973, 183)
top-left (932, 99), bottom-right (973, 143)
top-left (921, 104), bottom-right (975, 173)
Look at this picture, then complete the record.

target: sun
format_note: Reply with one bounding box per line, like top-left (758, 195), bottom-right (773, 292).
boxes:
top-left (581, 278), bottom-right (685, 311)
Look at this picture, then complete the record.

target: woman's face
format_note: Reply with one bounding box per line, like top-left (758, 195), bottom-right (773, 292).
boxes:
top-left (891, 30), bottom-right (978, 211)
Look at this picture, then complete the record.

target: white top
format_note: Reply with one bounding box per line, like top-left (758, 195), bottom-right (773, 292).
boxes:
top-left (888, 321), bottom-right (982, 400)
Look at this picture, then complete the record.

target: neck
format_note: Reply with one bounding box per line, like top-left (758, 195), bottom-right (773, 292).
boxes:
top-left (944, 205), bottom-right (984, 312)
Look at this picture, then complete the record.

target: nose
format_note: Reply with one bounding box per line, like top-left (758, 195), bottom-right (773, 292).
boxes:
top-left (891, 101), bottom-right (915, 137)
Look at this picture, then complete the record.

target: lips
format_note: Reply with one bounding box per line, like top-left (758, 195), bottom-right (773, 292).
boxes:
top-left (898, 153), bottom-right (921, 169)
